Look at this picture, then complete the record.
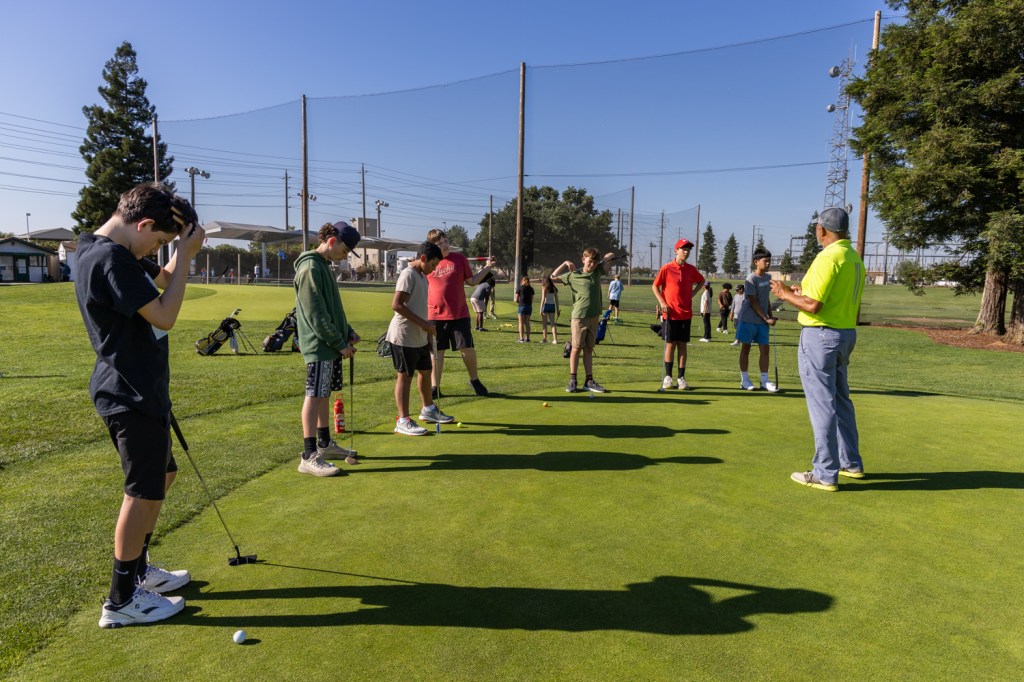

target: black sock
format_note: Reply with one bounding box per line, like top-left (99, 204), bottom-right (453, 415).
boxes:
top-left (664, 361), bottom-right (673, 377)
top-left (109, 554), bottom-right (142, 606)
top-left (316, 427), bottom-right (330, 448)
top-left (679, 366), bottom-right (686, 378)
top-left (586, 375), bottom-right (593, 382)
top-left (135, 533), bottom-right (152, 584)
top-left (303, 437), bottom-right (317, 459)
top-left (570, 373), bottom-right (577, 381)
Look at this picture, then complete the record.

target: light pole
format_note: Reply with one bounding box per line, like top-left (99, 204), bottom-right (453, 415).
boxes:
top-left (374, 199), bottom-right (389, 237)
top-left (184, 167), bottom-right (211, 207)
top-left (25, 213), bottom-right (31, 239)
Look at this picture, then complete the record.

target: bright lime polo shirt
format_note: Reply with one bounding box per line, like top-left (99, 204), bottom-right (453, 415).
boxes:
top-left (797, 239), bottom-right (865, 329)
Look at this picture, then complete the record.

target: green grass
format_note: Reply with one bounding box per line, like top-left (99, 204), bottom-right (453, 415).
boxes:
top-left (1, 282), bottom-right (1022, 680)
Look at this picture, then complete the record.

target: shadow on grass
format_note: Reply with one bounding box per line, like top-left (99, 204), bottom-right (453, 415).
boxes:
top-left (497, 393), bottom-right (711, 406)
top-left (460, 422), bottom-right (721, 439)
top-left (354, 450), bottom-right (722, 473)
top-left (182, 574), bottom-right (832, 634)
top-left (845, 471), bottom-right (1024, 491)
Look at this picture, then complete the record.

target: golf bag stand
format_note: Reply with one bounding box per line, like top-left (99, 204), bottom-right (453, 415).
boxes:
top-left (196, 308), bottom-right (259, 355)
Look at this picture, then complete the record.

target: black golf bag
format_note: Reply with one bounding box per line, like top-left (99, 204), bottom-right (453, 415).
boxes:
top-left (263, 308), bottom-right (299, 353)
top-left (196, 309), bottom-right (245, 356)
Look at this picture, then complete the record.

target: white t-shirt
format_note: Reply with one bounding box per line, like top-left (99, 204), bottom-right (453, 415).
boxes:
top-left (386, 266), bottom-right (429, 348)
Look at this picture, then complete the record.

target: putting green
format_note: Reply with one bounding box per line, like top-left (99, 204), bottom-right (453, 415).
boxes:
top-left (11, 382), bottom-right (1024, 680)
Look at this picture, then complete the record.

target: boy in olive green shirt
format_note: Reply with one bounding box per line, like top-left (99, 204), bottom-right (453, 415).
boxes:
top-left (550, 248), bottom-right (616, 393)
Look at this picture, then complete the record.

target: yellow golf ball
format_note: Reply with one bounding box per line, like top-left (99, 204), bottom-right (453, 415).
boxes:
top-left (543, 402), bottom-right (549, 407)
top-left (457, 422), bottom-right (464, 428)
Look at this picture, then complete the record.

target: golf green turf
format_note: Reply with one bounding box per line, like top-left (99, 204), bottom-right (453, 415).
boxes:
top-left (2, 283), bottom-right (1023, 680)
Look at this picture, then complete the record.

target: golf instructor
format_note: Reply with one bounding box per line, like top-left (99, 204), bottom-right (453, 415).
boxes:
top-left (770, 207), bottom-right (866, 492)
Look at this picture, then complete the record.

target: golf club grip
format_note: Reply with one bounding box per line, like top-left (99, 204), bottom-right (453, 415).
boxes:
top-left (169, 412), bottom-right (188, 451)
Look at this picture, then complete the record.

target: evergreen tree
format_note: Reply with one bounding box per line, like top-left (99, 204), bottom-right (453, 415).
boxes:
top-left (848, 0), bottom-right (1024, 340)
top-left (755, 235), bottom-right (766, 254)
top-left (446, 224), bottom-right (469, 251)
top-left (697, 222), bottom-right (717, 275)
top-left (72, 42), bottom-right (173, 233)
top-left (798, 211), bottom-right (822, 271)
top-left (779, 250), bottom-right (795, 278)
top-left (721, 234), bottom-right (740, 277)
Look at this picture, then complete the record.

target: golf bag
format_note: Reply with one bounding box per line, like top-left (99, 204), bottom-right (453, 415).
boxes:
top-left (196, 315), bottom-right (242, 356)
top-left (263, 308), bottom-right (299, 353)
top-left (596, 309), bottom-right (612, 344)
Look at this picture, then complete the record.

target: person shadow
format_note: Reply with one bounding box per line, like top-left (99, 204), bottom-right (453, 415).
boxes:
top-left (844, 470), bottom-right (1024, 491)
top-left (458, 422), bottom-right (720, 439)
top-left (354, 450), bottom-right (723, 474)
top-left (180, 574), bottom-right (832, 635)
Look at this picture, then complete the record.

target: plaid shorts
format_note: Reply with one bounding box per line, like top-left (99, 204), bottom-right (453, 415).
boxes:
top-left (306, 357), bottom-right (344, 397)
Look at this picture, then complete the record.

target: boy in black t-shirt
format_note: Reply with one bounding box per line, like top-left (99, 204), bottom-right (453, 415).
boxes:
top-left (75, 182), bottom-right (206, 628)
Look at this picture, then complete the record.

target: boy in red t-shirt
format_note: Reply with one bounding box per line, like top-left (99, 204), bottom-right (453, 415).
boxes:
top-left (426, 229), bottom-right (497, 398)
top-left (651, 239), bottom-right (705, 391)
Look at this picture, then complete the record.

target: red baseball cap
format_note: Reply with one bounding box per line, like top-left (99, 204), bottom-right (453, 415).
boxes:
top-left (675, 238), bottom-right (694, 250)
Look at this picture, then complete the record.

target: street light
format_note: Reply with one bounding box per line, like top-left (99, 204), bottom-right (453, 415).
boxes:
top-left (25, 213), bottom-right (31, 239)
top-left (374, 199), bottom-right (389, 237)
top-left (184, 167), bottom-right (211, 207)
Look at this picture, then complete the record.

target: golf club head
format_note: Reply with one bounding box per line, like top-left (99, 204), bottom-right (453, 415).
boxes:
top-left (228, 554), bottom-right (258, 566)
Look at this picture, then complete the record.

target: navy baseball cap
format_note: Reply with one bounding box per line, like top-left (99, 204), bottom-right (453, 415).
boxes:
top-left (330, 221), bottom-right (361, 249)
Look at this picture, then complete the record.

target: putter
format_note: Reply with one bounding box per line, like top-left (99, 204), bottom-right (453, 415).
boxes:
top-left (348, 354), bottom-right (355, 453)
top-left (169, 413), bottom-right (257, 566)
top-left (773, 323), bottom-right (779, 389)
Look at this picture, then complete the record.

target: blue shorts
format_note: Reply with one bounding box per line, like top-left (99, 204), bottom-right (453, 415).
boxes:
top-left (518, 305), bottom-right (533, 317)
top-left (735, 321), bottom-right (770, 346)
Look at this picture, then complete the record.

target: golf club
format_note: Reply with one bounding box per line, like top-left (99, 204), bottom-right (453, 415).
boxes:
top-left (772, 323), bottom-right (779, 390)
top-left (168, 413), bottom-right (257, 566)
top-left (348, 353), bottom-right (355, 454)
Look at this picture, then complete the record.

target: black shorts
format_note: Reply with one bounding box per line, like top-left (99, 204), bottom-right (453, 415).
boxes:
top-left (609, 299), bottom-right (620, 308)
top-left (306, 358), bottom-right (344, 398)
top-left (662, 318), bottom-right (692, 343)
top-left (103, 410), bottom-right (177, 501)
top-left (432, 318), bottom-right (475, 351)
top-left (391, 343), bottom-right (433, 376)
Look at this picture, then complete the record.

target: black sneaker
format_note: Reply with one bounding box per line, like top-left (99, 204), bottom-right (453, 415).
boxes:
top-left (584, 379), bottom-right (607, 393)
top-left (470, 379), bottom-right (489, 396)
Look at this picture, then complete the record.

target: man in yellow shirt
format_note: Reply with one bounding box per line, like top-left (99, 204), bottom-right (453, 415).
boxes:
top-left (770, 207), bottom-right (865, 492)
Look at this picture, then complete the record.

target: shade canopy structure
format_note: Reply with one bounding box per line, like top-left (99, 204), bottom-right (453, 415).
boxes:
top-left (356, 235), bottom-right (421, 253)
top-left (15, 228), bottom-right (75, 241)
top-left (202, 221), bottom-right (304, 244)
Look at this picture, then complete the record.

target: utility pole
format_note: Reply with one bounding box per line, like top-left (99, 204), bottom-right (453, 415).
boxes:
top-left (856, 10), bottom-right (882, 260)
top-left (658, 210), bottom-right (665, 270)
top-left (361, 163), bottom-right (368, 262)
top-left (648, 242), bottom-right (656, 272)
top-left (301, 95), bottom-right (309, 252)
top-left (284, 171), bottom-right (290, 230)
top-left (488, 194), bottom-right (493, 258)
top-left (514, 62), bottom-right (526, 287)
top-left (627, 186), bottom-right (635, 286)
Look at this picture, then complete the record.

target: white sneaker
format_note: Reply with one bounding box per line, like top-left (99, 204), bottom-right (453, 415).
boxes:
top-left (699, 338), bottom-right (710, 343)
top-left (729, 340), bottom-right (740, 346)
top-left (677, 377), bottom-right (688, 390)
top-left (139, 565), bottom-right (190, 594)
top-left (317, 440), bottom-right (358, 458)
top-left (298, 453), bottom-right (343, 477)
top-left (740, 379), bottom-right (756, 391)
top-left (98, 587), bottom-right (184, 628)
top-left (661, 375), bottom-right (675, 390)
top-left (394, 418), bottom-right (429, 436)
top-left (419, 405), bottom-right (455, 424)
top-left (762, 381), bottom-right (779, 393)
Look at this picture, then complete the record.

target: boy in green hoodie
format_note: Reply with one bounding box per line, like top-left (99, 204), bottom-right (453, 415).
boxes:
top-left (294, 222), bottom-right (362, 477)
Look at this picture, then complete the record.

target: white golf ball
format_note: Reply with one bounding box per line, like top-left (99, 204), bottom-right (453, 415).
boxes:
top-left (233, 629), bottom-right (247, 644)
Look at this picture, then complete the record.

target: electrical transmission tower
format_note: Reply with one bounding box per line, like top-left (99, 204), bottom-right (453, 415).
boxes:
top-left (823, 53), bottom-right (855, 210)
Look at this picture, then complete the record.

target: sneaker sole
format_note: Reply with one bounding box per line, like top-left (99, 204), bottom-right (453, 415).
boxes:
top-left (297, 462), bottom-right (344, 477)
top-left (394, 428), bottom-right (429, 436)
top-left (418, 416), bottom-right (456, 424)
top-left (790, 474), bottom-right (838, 492)
top-left (98, 597), bottom-right (185, 628)
top-left (839, 469), bottom-right (865, 479)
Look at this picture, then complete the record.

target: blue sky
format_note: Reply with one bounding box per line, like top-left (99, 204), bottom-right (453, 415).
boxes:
top-left (1, 0), bottom-right (893, 266)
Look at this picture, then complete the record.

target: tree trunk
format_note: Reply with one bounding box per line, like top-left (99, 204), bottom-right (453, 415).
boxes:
top-left (1004, 278), bottom-right (1024, 346)
top-left (973, 266), bottom-right (1008, 335)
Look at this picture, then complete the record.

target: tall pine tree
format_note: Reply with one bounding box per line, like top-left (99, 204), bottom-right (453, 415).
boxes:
top-left (779, 250), bottom-right (795, 278)
top-left (798, 211), bottom-right (822, 271)
top-left (697, 222), bottom-right (717, 275)
top-left (73, 42), bottom-right (173, 233)
top-left (721, 234), bottom-right (740, 277)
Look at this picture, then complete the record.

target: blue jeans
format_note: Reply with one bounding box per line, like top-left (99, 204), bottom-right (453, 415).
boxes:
top-left (798, 326), bottom-right (861, 484)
